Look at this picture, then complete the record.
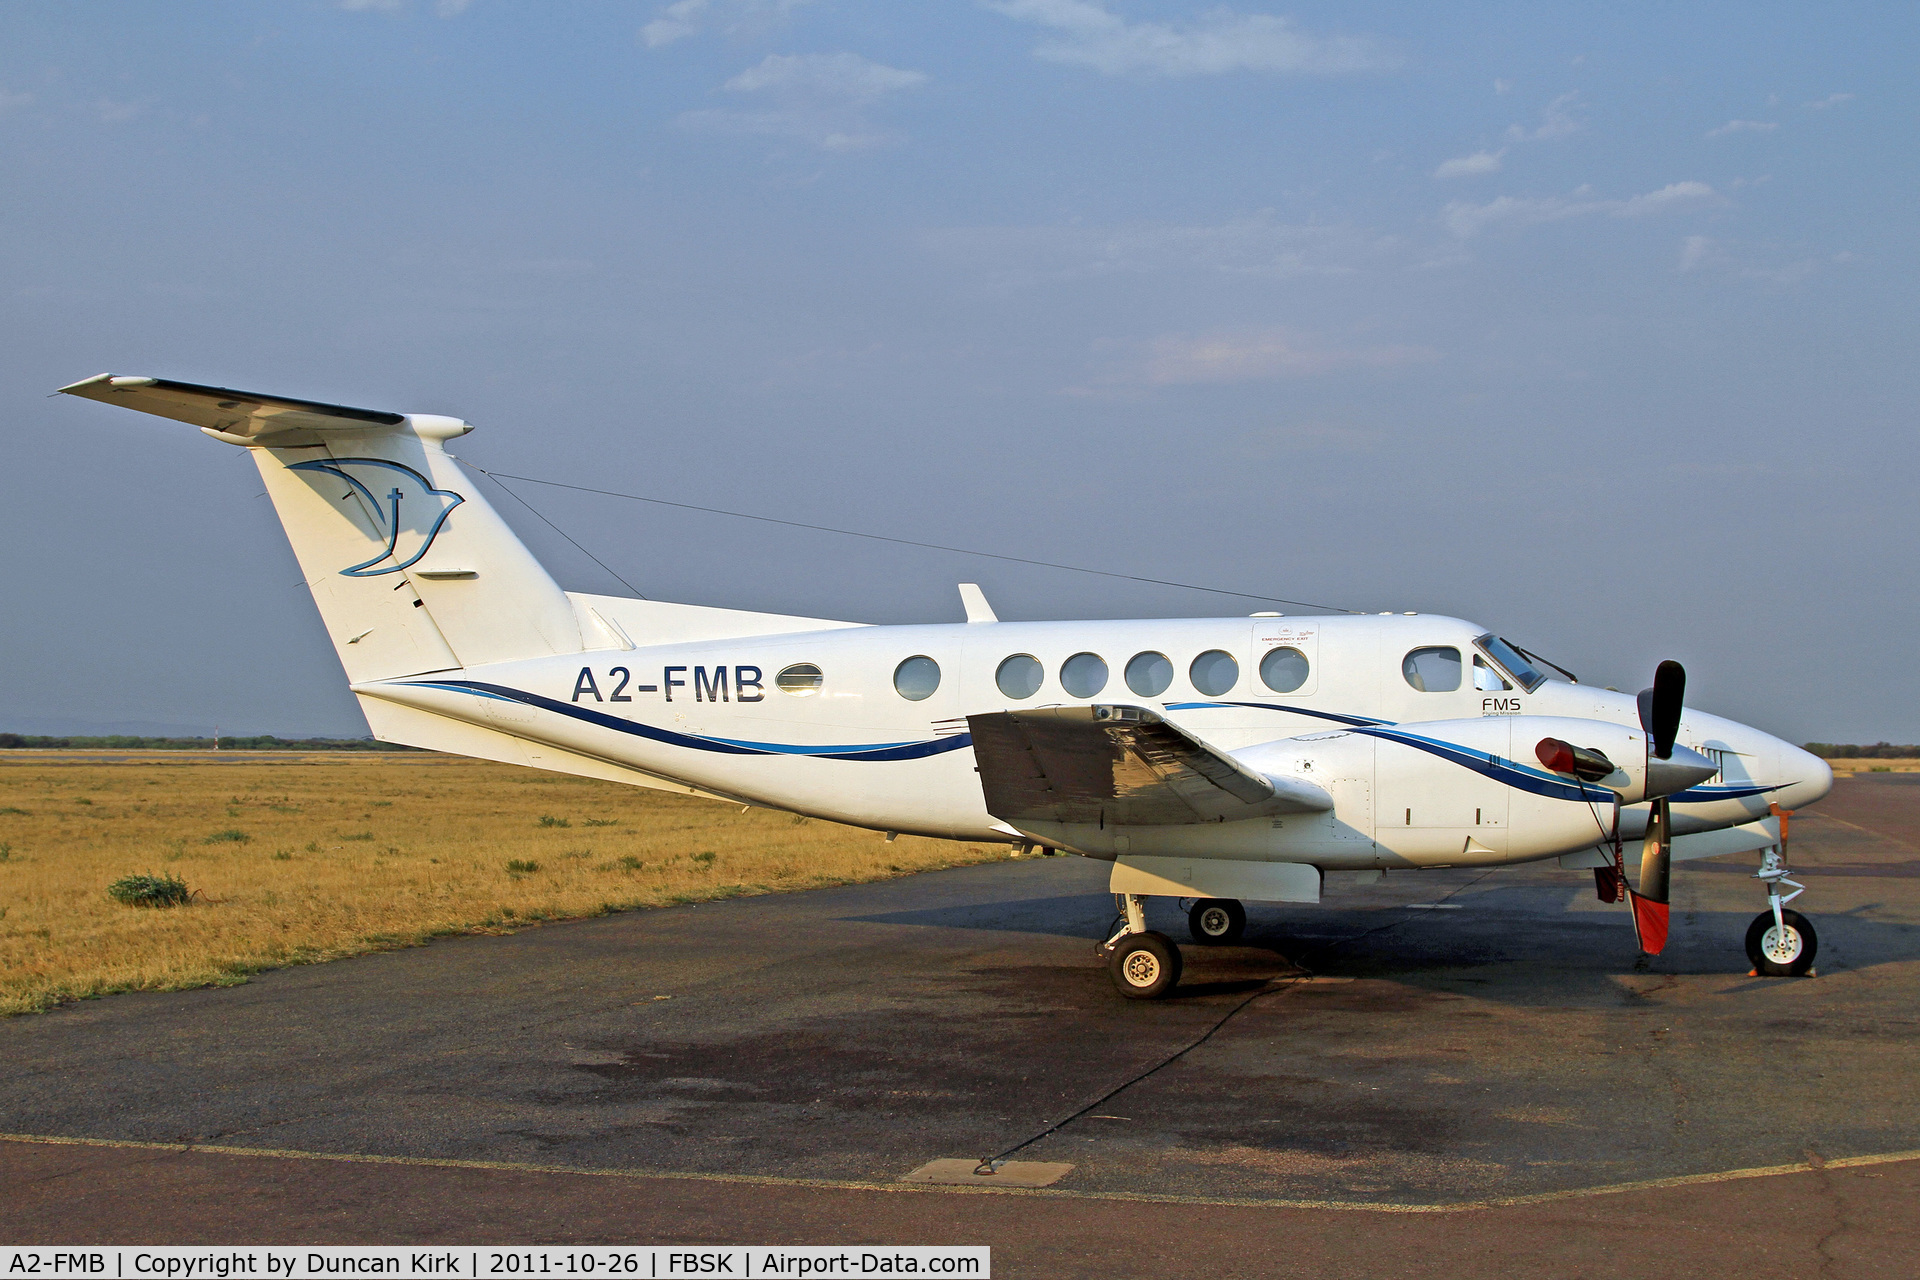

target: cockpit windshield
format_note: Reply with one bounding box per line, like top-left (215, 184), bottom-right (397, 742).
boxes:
top-left (1476, 634), bottom-right (1549, 692)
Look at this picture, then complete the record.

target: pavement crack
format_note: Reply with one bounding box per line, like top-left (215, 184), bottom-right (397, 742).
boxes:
top-left (1803, 1149), bottom-right (1848, 1278)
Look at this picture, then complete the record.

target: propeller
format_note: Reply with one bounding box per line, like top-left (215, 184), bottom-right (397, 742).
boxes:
top-left (1630, 660), bottom-right (1688, 955)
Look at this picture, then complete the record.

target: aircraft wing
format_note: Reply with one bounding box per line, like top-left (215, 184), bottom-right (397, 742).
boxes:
top-left (58, 373), bottom-right (407, 444)
top-left (967, 704), bottom-right (1331, 827)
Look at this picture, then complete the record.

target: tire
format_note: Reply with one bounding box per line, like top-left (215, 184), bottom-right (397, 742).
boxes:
top-left (1107, 931), bottom-right (1183, 999)
top-left (1746, 908), bottom-right (1817, 977)
top-left (1188, 898), bottom-right (1247, 945)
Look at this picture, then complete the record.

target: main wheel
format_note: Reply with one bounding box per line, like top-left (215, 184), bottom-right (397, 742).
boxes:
top-left (1188, 898), bottom-right (1246, 945)
top-left (1746, 908), bottom-right (1817, 977)
top-left (1107, 931), bottom-right (1183, 999)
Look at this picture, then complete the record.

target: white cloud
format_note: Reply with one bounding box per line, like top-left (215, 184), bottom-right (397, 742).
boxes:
top-left (0, 87), bottom-right (32, 114)
top-left (643, 0), bottom-right (811, 49)
top-left (1137, 328), bottom-right (1435, 386)
top-left (1805, 92), bottom-right (1854, 110)
top-left (723, 51), bottom-right (924, 102)
top-left (1616, 180), bottom-right (1716, 216)
top-left (983, 0), bottom-right (1396, 77)
top-left (1678, 234), bottom-right (1820, 285)
top-left (1443, 181), bottom-right (1718, 237)
top-left (679, 52), bottom-right (926, 151)
top-left (922, 212), bottom-right (1396, 286)
top-left (1705, 119), bottom-right (1777, 139)
top-left (1678, 234), bottom-right (1718, 272)
top-left (1433, 149), bottom-right (1503, 179)
top-left (1493, 78), bottom-right (1513, 95)
top-left (1505, 91), bottom-right (1581, 142)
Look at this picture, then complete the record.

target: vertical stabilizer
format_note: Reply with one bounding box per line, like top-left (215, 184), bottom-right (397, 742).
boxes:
top-left (59, 374), bottom-right (584, 681)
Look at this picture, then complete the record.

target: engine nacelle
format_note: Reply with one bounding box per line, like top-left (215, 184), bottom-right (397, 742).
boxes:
top-left (1521, 716), bottom-right (1717, 804)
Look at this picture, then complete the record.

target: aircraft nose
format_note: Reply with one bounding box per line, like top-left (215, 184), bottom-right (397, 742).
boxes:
top-left (1772, 739), bottom-right (1834, 810)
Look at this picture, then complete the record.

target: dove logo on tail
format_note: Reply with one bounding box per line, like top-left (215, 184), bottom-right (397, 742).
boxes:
top-left (287, 458), bottom-right (465, 577)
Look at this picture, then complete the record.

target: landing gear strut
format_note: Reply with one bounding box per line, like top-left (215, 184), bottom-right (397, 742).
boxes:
top-left (1747, 834), bottom-right (1817, 976)
top-left (1103, 894), bottom-right (1182, 998)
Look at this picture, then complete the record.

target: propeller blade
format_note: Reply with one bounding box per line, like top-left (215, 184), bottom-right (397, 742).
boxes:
top-left (1629, 795), bottom-right (1672, 954)
top-left (1636, 660), bottom-right (1686, 760)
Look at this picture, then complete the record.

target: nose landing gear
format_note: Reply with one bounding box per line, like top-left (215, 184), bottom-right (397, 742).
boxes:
top-left (1746, 806), bottom-right (1816, 977)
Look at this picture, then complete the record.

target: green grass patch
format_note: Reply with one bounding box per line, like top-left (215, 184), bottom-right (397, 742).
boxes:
top-left (107, 874), bottom-right (192, 908)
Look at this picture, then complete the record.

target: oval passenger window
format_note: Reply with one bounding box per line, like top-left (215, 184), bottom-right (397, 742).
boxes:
top-left (996, 654), bottom-right (1043, 700)
top-left (1125, 651), bottom-right (1173, 698)
top-left (893, 655), bottom-right (941, 701)
top-left (1402, 646), bottom-right (1462, 693)
top-left (1189, 650), bottom-right (1239, 697)
top-left (1060, 652), bottom-right (1109, 699)
top-left (776, 663), bottom-right (823, 696)
top-left (1259, 646), bottom-right (1310, 693)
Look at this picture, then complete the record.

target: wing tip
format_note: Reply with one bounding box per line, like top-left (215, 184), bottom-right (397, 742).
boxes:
top-left (55, 372), bottom-right (120, 395)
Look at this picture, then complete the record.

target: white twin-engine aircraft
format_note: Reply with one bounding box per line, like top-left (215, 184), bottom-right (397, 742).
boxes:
top-left (62, 374), bottom-right (1834, 997)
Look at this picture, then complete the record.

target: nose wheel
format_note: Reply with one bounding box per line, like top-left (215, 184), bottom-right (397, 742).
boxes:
top-left (1747, 908), bottom-right (1817, 976)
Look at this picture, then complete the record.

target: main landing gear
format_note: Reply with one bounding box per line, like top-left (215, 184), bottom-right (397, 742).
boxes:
top-left (1100, 894), bottom-right (1251, 997)
top-left (1102, 893), bottom-right (1184, 998)
top-left (1188, 897), bottom-right (1247, 945)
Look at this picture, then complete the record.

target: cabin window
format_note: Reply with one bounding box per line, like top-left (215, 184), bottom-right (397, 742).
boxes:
top-left (996, 654), bottom-right (1043, 700)
top-left (1190, 650), bottom-right (1240, 697)
top-left (1259, 646), bottom-right (1310, 693)
top-left (1060, 652), bottom-right (1109, 699)
top-left (1125, 651), bottom-right (1173, 697)
top-left (1473, 655), bottom-right (1511, 692)
top-left (1403, 646), bottom-right (1462, 693)
top-left (776, 663), bottom-right (823, 696)
top-left (893, 655), bottom-right (941, 701)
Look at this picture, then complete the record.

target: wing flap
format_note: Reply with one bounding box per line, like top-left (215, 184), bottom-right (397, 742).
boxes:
top-left (967, 704), bottom-right (1330, 827)
top-left (58, 373), bottom-right (406, 444)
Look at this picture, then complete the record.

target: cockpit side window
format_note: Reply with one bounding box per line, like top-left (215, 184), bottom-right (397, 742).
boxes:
top-left (1402, 646), bottom-right (1462, 693)
top-left (1475, 633), bottom-right (1547, 692)
top-left (1473, 655), bottom-right (1511, 692)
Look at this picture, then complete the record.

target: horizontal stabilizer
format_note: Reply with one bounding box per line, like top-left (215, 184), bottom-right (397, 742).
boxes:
top-left (57, 374), bottom-right (447, 447)
top-left (967, 704), bottom-right (1331, 827)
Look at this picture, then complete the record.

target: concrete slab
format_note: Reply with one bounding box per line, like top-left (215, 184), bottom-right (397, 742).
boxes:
top-left (903, 1159), bottom-right (1074, 1187)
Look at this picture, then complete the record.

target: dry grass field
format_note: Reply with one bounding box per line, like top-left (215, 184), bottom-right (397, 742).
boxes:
top-left (0, 752), bottom-right (1012, 1016)
top-left (1828, 758), bottom-right (1920, 774)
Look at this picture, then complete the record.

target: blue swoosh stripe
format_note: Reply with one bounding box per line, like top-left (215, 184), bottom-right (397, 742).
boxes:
top-left (1354, 725), bottom-right (1614, 803)
top-left (1666, 783), bottom-right (1782, 803)
top-left (1172, 702), bottom-right (1785, 806)
top-left (400, 680), bottom-right (973, 763)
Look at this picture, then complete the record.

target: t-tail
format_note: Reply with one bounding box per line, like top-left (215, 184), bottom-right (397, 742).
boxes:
top-left (56, 374), bottom-right (608, 764)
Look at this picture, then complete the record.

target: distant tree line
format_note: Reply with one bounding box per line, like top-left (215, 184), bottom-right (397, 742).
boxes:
top-left (0, 734), bottom-right (422, 751)
top-left (1804, 742), bottom-right (1920, 758)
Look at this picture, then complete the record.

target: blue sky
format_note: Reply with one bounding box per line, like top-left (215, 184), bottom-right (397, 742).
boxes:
top-left (2, 1), bottom-right (1913, 741)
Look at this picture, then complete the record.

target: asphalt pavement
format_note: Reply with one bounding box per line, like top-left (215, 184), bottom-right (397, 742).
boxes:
top-left (6, 774), bottom-right (1920, 1277)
